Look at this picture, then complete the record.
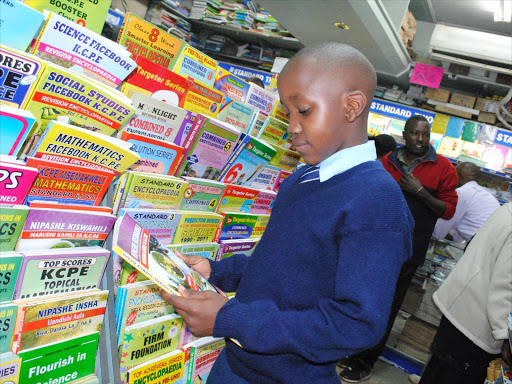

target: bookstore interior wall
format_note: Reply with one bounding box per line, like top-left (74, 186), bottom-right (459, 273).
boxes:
top-left (0, 0), bottom-right (511, 383)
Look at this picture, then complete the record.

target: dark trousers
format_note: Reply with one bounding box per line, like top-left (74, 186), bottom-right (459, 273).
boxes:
top-left (349, 261), bottom-right (418, 370)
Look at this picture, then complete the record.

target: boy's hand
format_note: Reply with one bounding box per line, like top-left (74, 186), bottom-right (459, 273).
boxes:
top-left (160, 286), bottom-right (228, 337)
top-left (175, 251), bottom-right (211, 279)
top-left (399, 174), bottom-right (423, 195)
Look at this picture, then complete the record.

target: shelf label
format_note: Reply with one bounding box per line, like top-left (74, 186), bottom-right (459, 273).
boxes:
top-left (370, 99), bottom-right (436, 124)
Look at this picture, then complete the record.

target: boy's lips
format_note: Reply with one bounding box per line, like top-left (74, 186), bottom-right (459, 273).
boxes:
top-left (294, 142), bottom-right (309, 151)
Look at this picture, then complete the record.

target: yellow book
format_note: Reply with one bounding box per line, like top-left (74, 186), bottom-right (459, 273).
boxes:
top-left (127, 349), bottom-right (185, 384)
top-left (172, 212), bottom-right (223, 244)
top-left (183, 82), bottom-right (224, 118)
top-left (0, 352), bottom-right (21, 384)
top-left (251, 215), bottom-right (270, 238)
top-left (437, 137), bottom-right (464, 158)
top-left (257, 116), bottom-right (293, 149)
top-left (173, 45), bottom-right (218, 87)
top-left (432, 113), bottom-right (450, 135)
top-left (271, 101), bottom-right (290, 124)
top-left (268, 144), bottom-right (301, 171)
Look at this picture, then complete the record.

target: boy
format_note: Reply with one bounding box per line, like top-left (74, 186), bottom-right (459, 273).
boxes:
top-left (162, 42), bottom-right (413, 384)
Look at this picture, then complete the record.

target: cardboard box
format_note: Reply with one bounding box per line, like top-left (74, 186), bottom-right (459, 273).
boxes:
top-left (478, 111), bottom-right (497, 125)
top-left (475, 97), bottom-right (499, 112)
top-left (450, 93), bottom-right (477, 109)
top-left (425, 88), bottom-right (450, 103)
top-left (434, 104), bottom-right (473, 119)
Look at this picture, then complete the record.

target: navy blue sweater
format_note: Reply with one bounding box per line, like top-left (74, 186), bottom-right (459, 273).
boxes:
top-left (209, 161), bottom-right (413, 383)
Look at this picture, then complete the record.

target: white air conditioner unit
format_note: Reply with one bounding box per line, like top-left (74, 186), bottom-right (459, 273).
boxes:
top-left (429, 24), bottom-right (512, 75)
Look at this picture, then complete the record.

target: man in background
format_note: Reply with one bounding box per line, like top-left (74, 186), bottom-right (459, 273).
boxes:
top-left (433, 162), bottom-right (500, 243)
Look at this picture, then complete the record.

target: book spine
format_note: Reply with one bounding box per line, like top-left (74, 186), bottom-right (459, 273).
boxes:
top-left (186, 347), bottom-right (196, 384)
top-left (256, 117), bottom-right (270, 140)
top-left (12, 307), bottom-right (27, 354)
top-left (116, 12), bottom-right (129, 44)
top-left (217, 135), bottom-right (250, 182)
top-left (175, 114), bottom-right (207, 176)
top-left (117, 172), bottom-right (134, 215)
top-left (30, 13), bottom-right (51, 55)
top-left (213, 213), bottom-right (226, 244)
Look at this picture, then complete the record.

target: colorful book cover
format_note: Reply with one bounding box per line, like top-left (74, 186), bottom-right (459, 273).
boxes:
top-left (431, 113), bottom-right (450, 135)
top-left (32, 12), bottom-right (136, 87)
top-left (245, 83), bottom-right (277, 114)
top-left (0, 46), bottom-right (45, 109)
top-left (118, 260), bottom-right (148, 287)
top-left (174, 112), bottom-right (197, 147)
top-left (0, 252), bottom-right (23, 302)
top-left (460, 142), bottom-right (485, 160)
top-left (176, 115), bottom-right (241, 180)
top-left (271, 101), bottom-right (290, 124)
top-left (0, 2), bottom-right (44, 52)
top-left (214, 70), bottom-right (250, 107)
top-left (0, 303), bottom-right (17, 354)
top-left (121, 132), bottom-right (184, 176)
top-left (218, 135), bottom-right (276, 187)
top-left (120, 314), bottom-right (183, 384)
top-left (24, 0), bottom-right (111, 34)
top-left (116, 281), bottom-right (175, 346)
top-left (12, 289), bottom-right (108, 353)
top-left (123, 92), bottom-right (189, 144)
top-left (29, 120), bottom-right (140, 176)
top-left (121, 55), bottom-right (192, 103)
top-left (16, 207), bottom-right (116, 251)
top-left (24, 64), bottom-right (135, 139)
top-left (247, 110), bottom-right (269, 137)
top-left (268, 144), bottom-right (301, 171)
top-left (217, 101), bottom-right (255, 133)
top-left (117, 13), bottom-right (186, 71)
top-left (216, 238), bottom-right (259, 260)
top-left (461, 121), bottom-right (481, 143)
top-left (173, 45), bottom-right (217, 87)
top-left (482, 145), bottom-right (508, 171)
top-left (182, 81), bottom-right (224, 118)
top-left (217, 184), bottom-right (259, 214)
top-left (274, 169), bottom-right (291, 192)
top-left (0, 352), bottom-right (21, 384)
top-left (14, 248), bottom-right (110, 300)
top-left (25, 157), bottom-right (114, 206)
top-left (112, 213), bottom-right (218, 296)
top-left (387, 119), bottom-right (406, 136)
top-left (444, 116), bottom-right (465, 139)
top-left (0, 206), bottom-right (28, 252)
top-left (429, 132), bottom-right (444, 152)
top-left (127, 349), bottom-right (185, 384)
top-left (437, 137), bottom-right (464, 158)
top-left (0, 106), bottom-right (36, 157)
top-left (257, 116), bottom-right (292, 149)
top-left (182, 337), bottom-right (225, 384)
top-left (251, 214), bottom-right (270, 238)
top-left (0, 161), bottom-right (38, 205)
top-left (117, 172), bottom-right (188, 212)
top-left (168, 243), bottom-right (220, 262)
top-left (477, 124), bottom-right (498, 145)
top-left (368, 113), bottom-right (390, 136)
top-left (216, 212), bottom-right (258, 241)
top-left (18, 333), bottom-right (99, 384)
top-left (179, 177), bottom-right (226, 212)
top-left (250, 191), bottom-right (277, 214)
top-left (171, 212), bottom-right (223, 244)
top-left (119, 209), bottom-right (181, 245)
top-left (248, 165), bottom-right (281, 191)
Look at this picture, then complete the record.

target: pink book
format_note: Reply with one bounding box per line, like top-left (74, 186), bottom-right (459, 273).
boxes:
top-left (0, 161), bottom-right (38, 204)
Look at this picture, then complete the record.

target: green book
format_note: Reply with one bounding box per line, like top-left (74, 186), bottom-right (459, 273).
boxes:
top-left (0, 252), bottom-right (23, 303)
top-left (461, 121), bottom-right (481, 143)
top-left (0, 205), bottom-right (28, 252)
top-left (180, 177), bottom-right (226, 213)
top-left (18, 332), bottom-right (99, 384)
top-left (0, 303), bottom-right (18, 354)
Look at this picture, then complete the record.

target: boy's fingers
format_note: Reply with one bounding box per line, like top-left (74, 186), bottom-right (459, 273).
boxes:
top-left (160, 289), bottom-right (192, 311)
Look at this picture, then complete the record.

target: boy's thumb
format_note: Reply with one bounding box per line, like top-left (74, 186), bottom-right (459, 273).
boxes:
top-left (178, 285), bottom-right (194, 298)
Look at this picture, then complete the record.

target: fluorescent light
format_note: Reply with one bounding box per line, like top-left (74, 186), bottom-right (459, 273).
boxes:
top-left (494, 0), bottom-right (512, 22)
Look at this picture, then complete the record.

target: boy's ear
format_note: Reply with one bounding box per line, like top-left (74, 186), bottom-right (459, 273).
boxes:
top-left (344, 91), bottom-right (367, 123)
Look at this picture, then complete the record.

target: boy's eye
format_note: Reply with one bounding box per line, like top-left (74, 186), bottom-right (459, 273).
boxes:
top-left (298, 108), bottom-right (310, 115)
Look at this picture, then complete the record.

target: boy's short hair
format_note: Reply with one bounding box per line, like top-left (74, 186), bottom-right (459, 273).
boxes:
top-left (404, 115), bottom-right (430, 132)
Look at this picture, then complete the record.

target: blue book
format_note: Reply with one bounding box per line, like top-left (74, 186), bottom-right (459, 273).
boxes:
top-left (0, 1), bottom-right (44, 52)
top-left (0, 106), bottom-right (36, 156)
top-left (444, 116), bottom-right (465, 139)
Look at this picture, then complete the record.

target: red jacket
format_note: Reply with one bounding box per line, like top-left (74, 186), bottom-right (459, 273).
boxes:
top-left (381, 147), bottom-right (458, 264)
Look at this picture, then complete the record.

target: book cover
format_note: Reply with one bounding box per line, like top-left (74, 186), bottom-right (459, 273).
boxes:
top-left (0, 252), bottom-right (23, 302)
top-left (0, 303), bottom-right (17, 354)
top-left (0, 2), bottom-right (44, 52)
top-left (173, 45), bottom-right (218, 87)
top-left (273, 169), bottom-right (291, 192)
top-left (478, 124), bottom-right (498, 145)
top-left (117, 172), bottom-right (188, 212)
top-left (460, 142), bottom-right (485, 160)
top-left (218, 135), bottom-right (276, 187)
top-left (431, 113), bottom-right (450, 135)
top-left (30, 120), bottom-right (140, 176)
top-left (0, 206), bottom-right (28, 252)
top-left (119, 208), bottom-right (182, 246)
top-left (429, 132), bottom-right (444, 152)
top-left (0, 352), bottom-right (21, 384)
top-left (247, 110), bottom-right (269, 137)
top-left (24, 64), bottom-right (135, 139)
top-left (117, 13), bottom-right (186, 71)
top-left (118, 261), bottom-right (148, 287)
top-left (12, 289), bottom-right (108, 353)
top-left (179, 177), bottom-right (226, 212)
top-left (0, 161), bottom-right (38, 205)
top-left (248, 165), bottom-right (281, 191)
top-left (171, 212), bottom-right (223, 244)
top-left (24, 0), bottom-right (111, 34)
top-left (121, 55), bottom-right (192, 103)
top-left (271, 101), bottom-right (290, 124)
top-left (14, 247), bottom-right (110, 300)
top-left (461, 121), bottom-right (481, 143)
top-left (174, 111), bottom-right (197, 147)
top-left (0, 106), bottom-right (36, 157)
top-left (251, 214), bottom-right (270, 238)
top-left (482, 145), bottom-right (508, 171)
top-left (217, 184), bottom-right (259, 214)
top-left (216, 238), bottom-right (259, 260)
top-left (250, 191), bottom-right (277, 214)
top-left (444, 116), bottom-right (465, 139)
top-left (18, 332), bottom-right (99, 384)
top-left (116, 281), bottom-right (175, 346)
top-left (16, 207), bottom-right (116, 251)
top-left (182, 81), bottom-right (224, 118)
top-left (216, 212), bottom-right (258, 241)
top-left (120, 314), bottom-right (183, 384)
top-left (257, 116), bottom-right (292, 149)
top-left (385, 119), bottom-right (405, 136)
top-left (127, 349), bottom-right (185, 384)
top-left (121, 132), bottom-right (184, 176)
top-left (245, 83), bottom-right (277, 114)
top-left (0, 46), bottom-right (45, 109)
top-left (25, 157), bottom-right (115, 206)
top-left (268, 144), bottom-right (301, 171)
top-left (112, 213), bottom-right (218, 296)
top-left (123, 92), bottom-right (189, 144)
top-left (176, 116), bottom-right (241, 180)
top-left (182, 337), bottom-right (225, 384)
top-left (437, 137), bottom-right (464, 158)
top-left (168, 243), bottom-right (220, 262)
top-left (217, 101), bottom-right (255, 133)
top-left (214, 70), bottom-right (250, 107)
